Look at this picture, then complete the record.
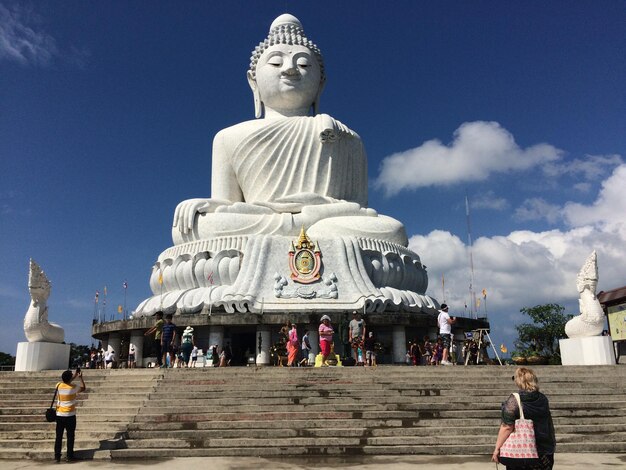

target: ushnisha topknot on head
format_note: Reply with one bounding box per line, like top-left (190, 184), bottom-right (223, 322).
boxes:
top-left (249, 13), bottom-right (325, 83)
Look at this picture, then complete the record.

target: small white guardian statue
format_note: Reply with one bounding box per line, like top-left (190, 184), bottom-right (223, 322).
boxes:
top-left (24, 259), bottom-right (65, 343)
top-left (564, 251), bottom-right (605, 338)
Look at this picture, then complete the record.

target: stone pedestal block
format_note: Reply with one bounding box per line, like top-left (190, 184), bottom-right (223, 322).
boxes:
top-left (392, 325), bottom-right (406, 364)
top-left (15, 342), bottom-right (71, 371)
top-left (560, 336), bottom-right (616, 366)
top-left (130, 331), bottom-right (144, 367)
top-left (209, 326), bottom-right (224, 349)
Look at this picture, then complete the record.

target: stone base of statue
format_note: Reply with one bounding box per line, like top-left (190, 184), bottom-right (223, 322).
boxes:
top-left (133, 234), bottom-right (437, 317)
top-left (15, 341), bottom-right (71, 371)
top-left (559, 336), bottom-right (616, 366)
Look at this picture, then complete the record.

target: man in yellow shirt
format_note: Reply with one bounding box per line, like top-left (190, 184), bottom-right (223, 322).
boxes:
top-left (54, 369), bottom-right (86, 462)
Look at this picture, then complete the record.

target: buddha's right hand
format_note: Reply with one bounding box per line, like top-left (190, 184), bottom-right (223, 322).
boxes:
top-left (172, 198), bottom-right (213, 234)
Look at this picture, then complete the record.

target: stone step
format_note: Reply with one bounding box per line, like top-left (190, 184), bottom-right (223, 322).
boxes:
top-left (126, 415), bottom-right (626, 432)
top-left (128, 400), bottom-right (626, 416)
top-left (120, 430), bottom-right (626, 450)
top-left (1, 422), bottom-right (130, 432)
top-left (0, 438), bottom-right (124, 450)
top-left (133, 395), bottom-right (626, 408)
top-left (105, 440), bottom-right (626, 458)
top-left (1, 365), bottom-right (625, 460)
top-left (0, 449), bottom-right (113, 460)
top-left (0, 430), bottom-right (127, 440)
top-left (2, 406), bottom-right (141, 416)
top-left (0, 414), bottom-right (135, 423)
top-left (109, 444), bottom-right (493, 458)
top-left (141, 384), bottom-right (626, 399)
top-left (126, 422), bottom-right (626, 440)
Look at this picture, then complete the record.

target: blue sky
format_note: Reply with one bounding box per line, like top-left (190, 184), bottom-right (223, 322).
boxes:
top-left (1, 1), bottom-right (625, 355)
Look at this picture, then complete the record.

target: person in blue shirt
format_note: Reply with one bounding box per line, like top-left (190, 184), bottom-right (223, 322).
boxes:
top-left (161, 314), bottom-right (177, 368)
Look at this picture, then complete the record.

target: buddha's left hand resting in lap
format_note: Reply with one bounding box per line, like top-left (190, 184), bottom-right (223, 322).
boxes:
top-left (172, 14), bottom-right (407, 247)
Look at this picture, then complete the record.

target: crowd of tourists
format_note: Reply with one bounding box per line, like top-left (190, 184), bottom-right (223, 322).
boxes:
top-left (81, 303), bottom-right (487, 369)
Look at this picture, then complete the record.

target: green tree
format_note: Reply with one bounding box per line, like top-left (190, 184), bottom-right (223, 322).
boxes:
top-left (515, 304), bottom-right (571, 361)
top-left (69, 343), bottom-right (91, 368)
top-left (0, 352), bottom-right (15, 367)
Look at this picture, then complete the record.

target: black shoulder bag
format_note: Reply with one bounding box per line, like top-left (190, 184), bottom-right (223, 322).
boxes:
top-left (45, 385), bottom-right (59, 422)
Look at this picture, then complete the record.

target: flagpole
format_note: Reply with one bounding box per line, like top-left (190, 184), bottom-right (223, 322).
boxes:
top-left (103, 286), bottom-right (108, 321)
top-left (123, 280), bottom-right (128, 320)
top-left (466, 194), bottom-right (477, 319)
top-left (484, 295), bottom-right (488, 319)
top-left (93, 291), bottom-right (99, 323)
top-left (95, 291), bottom-right (100, 323)
top-left (158, 268), bottom-right (163, 311)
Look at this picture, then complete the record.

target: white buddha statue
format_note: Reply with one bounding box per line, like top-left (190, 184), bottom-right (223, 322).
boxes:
top-left (133, 14), bottom-right (436, 317)
top-left (172, 14), bottom-right (407, 247)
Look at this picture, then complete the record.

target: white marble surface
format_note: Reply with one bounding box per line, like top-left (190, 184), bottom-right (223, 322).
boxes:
top-left (170, 14), bottom-right (406, 246)
top-left (559, 336), bottom-right (615, 365)
top-left (134, 234), bottom-right (437, 317)
top-left (135, 14), bottom-right (437, 318)
top-left (15, 341), bottom-right (70, 371)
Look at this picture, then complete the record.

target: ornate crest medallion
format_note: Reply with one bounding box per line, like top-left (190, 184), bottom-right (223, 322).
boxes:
top-left (289, 227), bottom-right (321, 284)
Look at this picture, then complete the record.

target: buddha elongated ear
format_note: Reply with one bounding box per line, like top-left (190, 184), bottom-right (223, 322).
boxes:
top-left (247, 70), bottom-right (264, 119)
top-left (312, 78), bottom-right (326, 116)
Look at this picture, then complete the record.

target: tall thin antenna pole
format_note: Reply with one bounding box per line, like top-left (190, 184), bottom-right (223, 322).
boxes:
top-left (466, 194), bottom-right (477, 319)
top-left (441, 273), bottom-right (446, 303)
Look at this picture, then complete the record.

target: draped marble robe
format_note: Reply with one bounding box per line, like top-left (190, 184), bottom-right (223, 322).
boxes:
top-left (175, 114), bottom-right (407, 246)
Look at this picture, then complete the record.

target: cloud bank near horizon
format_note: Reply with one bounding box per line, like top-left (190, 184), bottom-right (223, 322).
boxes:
top-left (409, 163), bottom-right (626, 327)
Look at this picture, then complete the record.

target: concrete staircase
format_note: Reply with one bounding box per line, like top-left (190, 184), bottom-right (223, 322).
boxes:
top-left (1, 366), bottom-right (625, 460)
top-left (113, 365), bottom-right (626, 458)
top-left (0, 369), bottom-right (160, 460)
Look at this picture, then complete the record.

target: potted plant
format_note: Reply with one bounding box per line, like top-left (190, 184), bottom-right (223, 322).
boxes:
top-left (510, 350), bottom-right (527, 365)
top-left (526, 354), bottom-right (548, 365)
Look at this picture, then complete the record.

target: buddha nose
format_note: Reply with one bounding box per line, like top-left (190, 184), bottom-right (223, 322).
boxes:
top-left (282, 64), bottom-right (299, 76)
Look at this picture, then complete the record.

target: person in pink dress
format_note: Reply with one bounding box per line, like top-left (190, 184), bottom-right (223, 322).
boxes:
top-left (318, 315), bottom-right (334, 366)
top-left (287, 323), bottom-right (299, 367)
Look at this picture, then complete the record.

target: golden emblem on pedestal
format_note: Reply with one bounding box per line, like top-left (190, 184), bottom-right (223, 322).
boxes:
top-left (289, 227), bottom-right (322, 284)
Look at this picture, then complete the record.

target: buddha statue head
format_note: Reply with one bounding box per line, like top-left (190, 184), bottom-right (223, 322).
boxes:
top-left (248, 14), bottom-right (326, 118)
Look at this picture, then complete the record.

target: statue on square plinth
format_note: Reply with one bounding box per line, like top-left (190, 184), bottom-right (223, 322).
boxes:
top-left (16, 259), bottom-right (69, 371)
top-left (559, 250), bottom-right (615, 365)
top-left (133, 14), bottom-right (437, 317)
top-left (24, 259), bottom-right (65, 343)
top-left (564, 251), bottom-right (604, 338)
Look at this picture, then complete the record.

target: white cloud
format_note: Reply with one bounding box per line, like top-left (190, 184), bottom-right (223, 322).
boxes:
top-left (471, 190), bottom-right (509, 211)
top-left (374, 121), bottom-right (562, 196)
top-left (0, 4), bottom-right (57, 66)
top-left (573, 182), bottom-right (592, 193)
top-left (514, 198), bottom-right (562, 224)
top-left (544, 154), bottom-right (623, 181)
top-left (563, 164), bottom-right (626, 234)
top-left (0, 4), bottom-right (89, 67)
top-left (409, 164), bottom-right (626, 351)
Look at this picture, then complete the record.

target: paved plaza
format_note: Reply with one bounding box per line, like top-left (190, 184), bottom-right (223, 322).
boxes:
top-left (2, 454), bottom-right (626, 469)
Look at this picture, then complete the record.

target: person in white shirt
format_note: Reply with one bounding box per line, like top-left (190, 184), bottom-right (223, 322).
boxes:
top-left (127, 344), bottom-right (136, 368)
top-left (438, 304), bottom-right (456, 366)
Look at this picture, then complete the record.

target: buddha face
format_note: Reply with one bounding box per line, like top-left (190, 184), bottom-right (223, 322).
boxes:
top-left (251, 44), bottom-right (322, 114)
